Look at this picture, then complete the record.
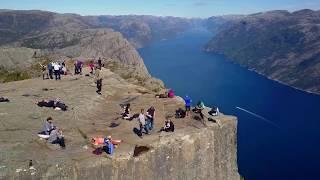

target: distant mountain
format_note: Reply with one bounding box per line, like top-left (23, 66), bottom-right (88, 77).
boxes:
top-left (0, 10), bottom-right (193, 48)
top-left (205, 9), bottom-right (320, 94)
top-left (205, 15), bottom-right (244, 33)
top-left (82, 15), bottom-right (193, 48)
top-left (0, 10), bottom-right (193, 79)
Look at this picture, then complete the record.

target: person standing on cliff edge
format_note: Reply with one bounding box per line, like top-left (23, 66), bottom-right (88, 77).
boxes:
top-left (95, 66), bottom-right (103, 95)
top-left (184, 95), bottom-right (192, 117)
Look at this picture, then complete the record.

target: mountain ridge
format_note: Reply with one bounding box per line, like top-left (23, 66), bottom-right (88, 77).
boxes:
top-left (205, 9), bottom-right (320, 94)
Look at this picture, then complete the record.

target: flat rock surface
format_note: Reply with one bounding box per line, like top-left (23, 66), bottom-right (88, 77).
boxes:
top-left (0, 68), bottom-right (235, 174)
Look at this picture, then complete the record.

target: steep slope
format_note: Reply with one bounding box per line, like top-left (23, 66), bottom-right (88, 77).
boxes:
top-left (205, 15), bottom-right (244, 34)
top-left (205, 9), bottom-right (320, 94)
top-left (0, 10), bottom-right (194, 80)
top-left (0, 10), bottom-right (149, 79)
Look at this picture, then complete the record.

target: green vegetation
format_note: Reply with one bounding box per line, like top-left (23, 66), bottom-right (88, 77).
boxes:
top-left (0, 55), bottom-right (51, 83)
top-left (0, 67), bottom-right (31, 83)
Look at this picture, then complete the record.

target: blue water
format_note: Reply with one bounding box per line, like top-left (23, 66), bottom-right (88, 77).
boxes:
top-left (139, 29), bottom-right (320, 180)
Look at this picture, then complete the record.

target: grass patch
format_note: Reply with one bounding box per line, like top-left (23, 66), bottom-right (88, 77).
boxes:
top-left (0, 68), bottom-right (31, 83)
top-left (0, 55), bottom-right (52, 83)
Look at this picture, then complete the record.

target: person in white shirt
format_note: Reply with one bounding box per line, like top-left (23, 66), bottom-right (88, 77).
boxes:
top-left (138, 109), bottom-right (149, 135)
top-left (53, 62), bottom-right (61, 80)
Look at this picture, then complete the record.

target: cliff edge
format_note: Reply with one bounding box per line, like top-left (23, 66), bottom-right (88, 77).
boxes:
top-left (0, 66), bottom-right (239, 179)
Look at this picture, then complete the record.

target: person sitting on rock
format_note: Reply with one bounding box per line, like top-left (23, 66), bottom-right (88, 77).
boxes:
top-left (208, 106), bottom-right (219, 116)
top-left (168, 89), bottom-right (174, 98)
top-left (0, 97), bottom-right (10, 102)
top-left (155, 88), bottom-right (169, 98)
top-left (193, 101), bottom-right (205, 113)
top-left (103, 136), bottom-right (114, 155)
top-left (38, 117), bottom-right (56, 135)
top-left (48, 128), bottom-right (65, 149)
top-left (159, 119), bottom-right (175, 132)
top-left (122, 104), bottom-right (131, 120)
top-left (175, 108), bottom-right (186, 119)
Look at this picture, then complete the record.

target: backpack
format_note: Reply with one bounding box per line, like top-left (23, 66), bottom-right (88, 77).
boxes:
top-left (170, 122), bottom-right (175, 132)
top-left (175, 108), bottom-right (186, 118)
top-left (55, 102), bottom-right (68, 111)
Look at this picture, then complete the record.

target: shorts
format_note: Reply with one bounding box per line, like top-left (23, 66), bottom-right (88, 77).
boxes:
top-left (185, 106), bottom-right (191, 111)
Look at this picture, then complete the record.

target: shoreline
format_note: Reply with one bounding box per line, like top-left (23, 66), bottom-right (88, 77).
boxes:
top-left (206, 50), bottom-right (320, 96)
top-left (248, 68), bottom-right (320, 96)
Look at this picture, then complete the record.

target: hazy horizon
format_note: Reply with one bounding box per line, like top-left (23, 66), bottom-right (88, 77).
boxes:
top-left (1, 0), bottom-right (320, 18)
top-left (1, 8), bottom-right (319, 19)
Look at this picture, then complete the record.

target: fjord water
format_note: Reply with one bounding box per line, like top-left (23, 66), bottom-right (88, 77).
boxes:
top-left (139, 29), bottom-right (320, 180)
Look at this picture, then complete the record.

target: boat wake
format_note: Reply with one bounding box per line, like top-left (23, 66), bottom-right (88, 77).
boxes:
top-left (236, 106), bottom-right (279, 128)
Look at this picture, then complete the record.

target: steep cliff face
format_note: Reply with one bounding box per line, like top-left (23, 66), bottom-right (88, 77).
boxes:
top-left (109, 121), bottom-right (239, 180)
top-left (205, 9), bottom-right (320, 94)
top-left (4, 119), bottom-right (239, 180)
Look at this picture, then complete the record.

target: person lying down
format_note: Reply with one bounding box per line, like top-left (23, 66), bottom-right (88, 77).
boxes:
top-left (0, 97), bottom-right (10, 102)
top-left (34, 98), bottom-right (68, 111)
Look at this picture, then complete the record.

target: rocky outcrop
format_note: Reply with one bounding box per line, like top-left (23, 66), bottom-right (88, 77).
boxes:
top-left (0, 10), bottom-right (149, 78)
top-left (48, 122), bottom-right (238, 180)
top-left (205, 9), bottom-right (320, 94)
top-left (0, 47), bottom-right (39, 69)
top-left (0, 65), bottom-right (239, 180)
top-left (3, 121), bottom-right (239, 180)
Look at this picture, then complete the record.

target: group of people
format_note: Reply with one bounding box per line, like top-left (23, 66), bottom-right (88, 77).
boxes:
top-left (41, 61), bottom-right (67, 80)
top-left (121, 104), bottom-right (174, 137)
top-left (34, 57), bottom-right (105, 150)
top-left (38, 117), bottom-right (66, 149)
top-left (155, 88), bottom-right (175, 98)
top-left (31, 56), bottom-right (220, 156)
top-left (74, 60), bottom-right (83, 75)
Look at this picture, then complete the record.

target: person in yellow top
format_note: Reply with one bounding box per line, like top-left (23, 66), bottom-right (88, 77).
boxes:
top-left (39, 63), bottom-right (48, 80)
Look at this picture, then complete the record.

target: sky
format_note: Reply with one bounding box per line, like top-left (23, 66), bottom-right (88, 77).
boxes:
top-left (0, 0), bottom-right (320, 18)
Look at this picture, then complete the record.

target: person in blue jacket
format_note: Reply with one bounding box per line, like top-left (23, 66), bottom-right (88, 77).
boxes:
top-left (184, 95), bottom-right (192, 117)
top-left (47, 62), bottom-right (53, 79)
top-left (103, 136), bottom-right (114, 155)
